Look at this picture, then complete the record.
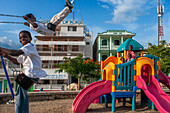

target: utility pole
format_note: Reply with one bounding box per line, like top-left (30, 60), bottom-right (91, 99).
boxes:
top-left (157, 0), bottom-right (164, 45)
top-left (73, 0), bottom-right (75, 21)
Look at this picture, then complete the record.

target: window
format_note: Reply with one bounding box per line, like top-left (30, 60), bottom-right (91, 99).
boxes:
top-left (57, 80), bottom-right (64, 84)
top-left (68, 26), bottom-right (77, 31)
top-left (72, 45), bottom-right (78, 51)
top-left (63, 45), bottom-right (67, 51)
top-left (102, 55), bottom-right (108, 61)
top-left (58, 45), bottom-right (64, 51)
top-left (42, 60), bottom-right (48, 68)
top-left (43, 80), bottom-right (50, 84)
top-left (102, 39), bottom-right (107, 45)
top-left (54, 45), bottom-right (58, 51)
top-left (43, 45), bottom-right (50, 51)
top-left (114, 40), bottom-right (120, 45)
top-left (86, 42), bottom-right (90, 45)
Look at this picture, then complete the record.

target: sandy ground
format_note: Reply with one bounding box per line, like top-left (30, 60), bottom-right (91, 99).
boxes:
top-left (0, 95), bottom-right (159, 113)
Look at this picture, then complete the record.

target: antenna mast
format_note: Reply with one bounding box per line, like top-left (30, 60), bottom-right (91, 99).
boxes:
top-left (73, 1), bottom-right (75, 21)
top-left (157, 0), bottom-right (164, 45)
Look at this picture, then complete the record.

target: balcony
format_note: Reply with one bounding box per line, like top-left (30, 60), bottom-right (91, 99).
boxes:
top-left (40, 56), bottom-right (77, 61)
top-left (35, 41), bottom-right (86, 45)
top-left (99, 45), bottom-right (120, 50)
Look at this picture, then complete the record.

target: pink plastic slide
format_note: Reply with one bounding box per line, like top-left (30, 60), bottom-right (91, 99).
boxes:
top-left (158, 70), bottom-right (170, 89)
top-left (72, 80), bottom-right (112, 113)
top-left (137, 75), bottom-right (170, 113)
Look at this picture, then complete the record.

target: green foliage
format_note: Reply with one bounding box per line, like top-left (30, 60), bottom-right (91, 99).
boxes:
top-left (56, 54), bottom-right (100, 84)
top-left (147, 40), bottom-right (170, 75)
top-left (81, 59), bottom-right (100, 83)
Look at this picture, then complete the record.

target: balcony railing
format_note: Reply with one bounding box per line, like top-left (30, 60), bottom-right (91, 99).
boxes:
top-left (34, 84), bottom-right (67, 90)
top-left (99, 45), bottom-right (120, 50)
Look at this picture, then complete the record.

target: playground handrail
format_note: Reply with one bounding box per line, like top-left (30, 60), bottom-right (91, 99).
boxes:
top-left (114, 59), bottom-right (136, 90)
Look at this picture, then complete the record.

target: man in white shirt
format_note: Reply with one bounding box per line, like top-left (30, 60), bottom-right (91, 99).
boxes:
top-left (0, 30), bottom-right (46, 113)
top-left (23, 0), bottom-right (74, 36)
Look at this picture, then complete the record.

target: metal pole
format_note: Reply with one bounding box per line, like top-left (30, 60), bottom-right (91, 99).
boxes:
top-left (73, 2), bottom-right (75, 21)
top-left (68, 56), bottom-right (71, 90)
top-left (158, 0), bottom-right (160, 45)
top-left (1, 56), bottom-right (14, 100)
top-left (109, 39), bottom-right (110, 56)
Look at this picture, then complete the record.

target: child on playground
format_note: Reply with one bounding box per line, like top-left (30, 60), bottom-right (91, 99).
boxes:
top-left (126, 45), bottom-right (136, 62)
top-left (0, 30), bottom-right (47, 113)
top-left (23, 0), bottom-right (74, 36)
top-left (120, 57), bottom-right (125, 63)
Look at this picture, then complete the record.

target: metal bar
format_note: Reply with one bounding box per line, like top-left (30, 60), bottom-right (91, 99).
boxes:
top-left (0, 14), bottom-right (23, 18)
top-left (1, 56), bottom-right (15, 100)
top-left (127, 65), bottom-right (130, 86)
top-left (120, 67), bottom-right (122, 86)
top-left (0, 21), bottom-right (24, 24)
top-left (124, 66), bottom-right (126, 86)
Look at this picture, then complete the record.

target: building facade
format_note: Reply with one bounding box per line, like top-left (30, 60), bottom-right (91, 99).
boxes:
top-left (34, 20), bottom-right (93, 90)
top-left (93, 30), bottom-right (136, 61)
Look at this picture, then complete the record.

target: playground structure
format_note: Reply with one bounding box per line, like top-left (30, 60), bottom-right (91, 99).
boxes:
top-left (72, 39), bottom-right (170, 113)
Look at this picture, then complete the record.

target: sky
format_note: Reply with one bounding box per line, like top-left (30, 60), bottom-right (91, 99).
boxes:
top-left (0, 0), bottom-right (170, 49)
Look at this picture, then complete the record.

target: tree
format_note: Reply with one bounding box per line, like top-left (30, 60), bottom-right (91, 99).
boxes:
top-left (56, 54), bottom-right (100, 90)
top-left (147, 40), bottom-right (170, 75)
top-left (82, 59), bottom-right (100, 84)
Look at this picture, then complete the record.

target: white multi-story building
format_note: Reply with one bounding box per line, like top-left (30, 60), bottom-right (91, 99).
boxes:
top-left (34, 20), bottom-right (93, 89)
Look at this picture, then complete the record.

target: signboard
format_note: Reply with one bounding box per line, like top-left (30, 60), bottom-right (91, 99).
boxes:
top-left (62, 21), bottom-right (83, 24)
top-left (40, 74), bottom-right (68, 80)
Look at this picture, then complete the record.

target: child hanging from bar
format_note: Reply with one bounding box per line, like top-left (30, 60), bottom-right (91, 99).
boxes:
top-left (0, 30), bottom-right (47, 113)
top-left (23, 0), bottom-right (74, 36)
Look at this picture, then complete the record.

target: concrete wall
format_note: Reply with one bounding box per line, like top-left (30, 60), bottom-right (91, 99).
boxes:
top-left (0, 91), bottom-right (79, 104)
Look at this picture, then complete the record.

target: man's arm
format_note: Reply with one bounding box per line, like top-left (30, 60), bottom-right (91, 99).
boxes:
top-left (23, 16), bottom-right (38, 28)
top-left (0, 52), bottom-right (19, 65)
top-left (0, 47), bottom-right (24, 56)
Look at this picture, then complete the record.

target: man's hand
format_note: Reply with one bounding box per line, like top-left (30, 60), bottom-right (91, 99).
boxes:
top-left (24, 22), bottom-right (30, 26)
top-left (0, 52), bottom-right (7, 57)
top-left (0, 52), bottom-right (19, 65)
top-left (23, 16), bottom-right (29, 20)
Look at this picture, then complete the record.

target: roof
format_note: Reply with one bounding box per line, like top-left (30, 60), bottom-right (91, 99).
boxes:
top-left (98, 30), bottom-right (136, 36)
top-left (117, 38), bottom-right (144, 52)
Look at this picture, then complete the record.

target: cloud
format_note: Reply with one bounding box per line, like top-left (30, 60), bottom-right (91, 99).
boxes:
top-left (122, 23), bottom-right (139, 31)
top-left (137, 34), bottom-right (157, 49)
top-left (143, 12), bottom-right (170, 44)
top-left (99, 0), bottom-right (156, 24)
top-left (5, 29), bottom-right (21, 35)
top-left (0, 36), bottom-right (21, 49)
top-left (4, 29), bottom-right (38, 43)
top-left (144, 24), bottom-right (157, 32)
top-left (101, 5), bottom-right (109, 9)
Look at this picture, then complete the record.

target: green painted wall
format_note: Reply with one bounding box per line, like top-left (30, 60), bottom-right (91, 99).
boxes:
top-left (3, 80), bottom-right (7, 93)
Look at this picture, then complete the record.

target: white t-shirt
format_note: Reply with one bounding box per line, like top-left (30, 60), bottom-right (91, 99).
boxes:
top-left (30, 22), bottom-right (55, 36)
top-left (17, 43), bottom-right (47, 78)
